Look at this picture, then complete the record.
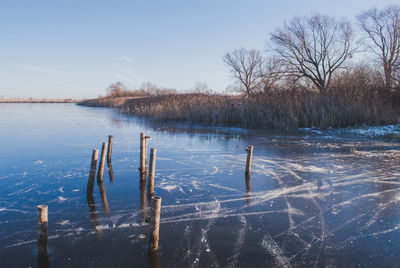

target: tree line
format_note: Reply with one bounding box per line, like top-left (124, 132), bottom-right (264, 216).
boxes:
top-left (106, 81), bottom-right (177, 98)
top-left (224, 5), bottom-right (400, 95)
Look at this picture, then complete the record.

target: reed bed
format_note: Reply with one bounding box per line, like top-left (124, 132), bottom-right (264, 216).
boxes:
top-left (79, 72), bottom-right (400, 130)
top-left (117, 89), bottom-right (398, 129)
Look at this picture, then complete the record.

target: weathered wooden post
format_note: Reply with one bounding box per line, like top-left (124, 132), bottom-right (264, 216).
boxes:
top-left (245, 173), bottom-right (251, 193)
top-left (107, 135), bottom-right (113, 161)
top-left (149, 248), bottom-right (160, 268)
top-left (87, 149), bottom-right (99, 195)
top-left (37, 205), bottom-right (48, 226)
top-left (37, 205), bottom-right (48, 259)
top-left (97, 142), bottom-right (108, 184)
top-left (140, 133), bottom-right (145, 175)
top-left (149, 196), bottom-right (161, 251)
top-left (245, 173), bottom-right (251, 205)
top-left (144, 135), bottom-right (150, 175)
top-left (147, 148), bottom-right (157, 198)
top-left (140, 180), bottom-right (147, 224)
top-left (245, 145), bottom-right (253, 176)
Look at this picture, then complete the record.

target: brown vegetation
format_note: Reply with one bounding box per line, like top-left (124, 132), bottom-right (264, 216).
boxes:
top-left (118, 91), bottom-right (397, 130)
top-left (79, 67), bottom-right (400, 130)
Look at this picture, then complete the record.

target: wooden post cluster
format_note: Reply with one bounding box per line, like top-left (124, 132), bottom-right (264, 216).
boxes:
top-left (147, 148), bottom-right (157, 198)
top-left (81, 134), bottom-right (164, 250)
top-left (245, 145), bottom-right (253, 176)
top-left (87, 149), bottom-right (99, 195)
top-left (36, 205), bottom-right (48, 259)
top-left (86, 136), bottom-right (112, 218)
top-left (97, 142), bottom-right (108, 184)
top-left (149, 196), bottom-right (162, 251)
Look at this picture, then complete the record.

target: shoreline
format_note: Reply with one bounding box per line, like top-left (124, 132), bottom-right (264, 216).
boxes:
top-left (0, 99), bottom-right (79, 103)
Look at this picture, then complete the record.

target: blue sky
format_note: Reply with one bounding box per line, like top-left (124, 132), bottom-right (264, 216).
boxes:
top-left (0, 0), bottom-right (398, 99)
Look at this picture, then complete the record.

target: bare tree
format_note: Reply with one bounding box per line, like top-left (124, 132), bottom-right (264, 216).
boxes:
top-left (106, 81), bottom-right (127, 97)
top-left (223, 48), bottom-right (264, 95)
top-left (358, 5), bottom-right (400, 89)
top-left (193, 81), bottom-right (210, 94)
top-left (260, 56), bottom-right (286, 92)
top-left (140, 81), bottom-right (158, 95)
top-left (139, 81), bottom-right (177, 96)
top-left (270, 14), bottom-right (355, 94)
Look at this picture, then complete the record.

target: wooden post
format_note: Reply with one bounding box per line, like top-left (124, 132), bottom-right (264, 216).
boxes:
top-left (87, 149), bottom-right (99, 195)
top-left (245, 173), bottom-right (251, 193)
top-left (37, 205), bottom-right (48, 224)
top-left (37, 205), bottom-right (48, 259)
top-left (148, 148), bottom-right (156, 198)
top-left (144, 135), bottom-right (150, 175)
top-left (97, 142), bottom-right (107, 184)
top-left (107, 135), bottom-right (113, 161)
top-left (149, 248), bottom-right (160, 268)
top-left (140, 180), bottom-right (147, 224)
top-left (245, 173), bottom-right (251, 205)
top-left (149, 196), bottom-right (161, 251)
top-left (245, 145), bottom-right (253, 176)
top-left (140, 133), bottom-right (145, 175)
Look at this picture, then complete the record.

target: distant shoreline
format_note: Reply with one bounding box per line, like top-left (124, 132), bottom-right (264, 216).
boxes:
top-left (0, 98), bottom-right (79, 103)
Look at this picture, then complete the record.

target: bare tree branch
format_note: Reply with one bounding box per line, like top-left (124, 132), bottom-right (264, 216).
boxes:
top-left (270, 14), bottom-right (356, 94)
top-left (358, 5), bottom-right (400, 89)
top-left (223, 48), bottom-right (264, 95)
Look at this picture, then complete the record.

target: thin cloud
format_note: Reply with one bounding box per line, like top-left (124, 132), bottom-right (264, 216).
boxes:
top-left (121, 56), bottom-right (133, 63)
top-left (115, 74), bottom-right (136, 85)
top-left (13, 63), bottom-right (46, 71)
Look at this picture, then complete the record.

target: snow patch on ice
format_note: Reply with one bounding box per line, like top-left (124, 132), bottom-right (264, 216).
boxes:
top-left (57, 196), bottom-right (68, 202)
top-left (34, 160), bottom-right (44, 165)
top-left (159, 184), bottom-right (185, 193)
top-left (351, 149), bottom-right (400, 159)
top-left (346, 124), bottom-right (400, 138)
top-left (58, 220), bottom-right (70, 226)
top-left (208, 183), bottom-right (241, 193)
top-left (286, 163), bottom-right (326, 173)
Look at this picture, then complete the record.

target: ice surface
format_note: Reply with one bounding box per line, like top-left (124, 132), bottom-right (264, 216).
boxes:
top-left (1, 103), bottom-right (399, 267)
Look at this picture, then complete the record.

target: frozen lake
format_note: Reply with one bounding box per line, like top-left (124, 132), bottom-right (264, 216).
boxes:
top-left (0, 103), bottom-right (400, 267)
